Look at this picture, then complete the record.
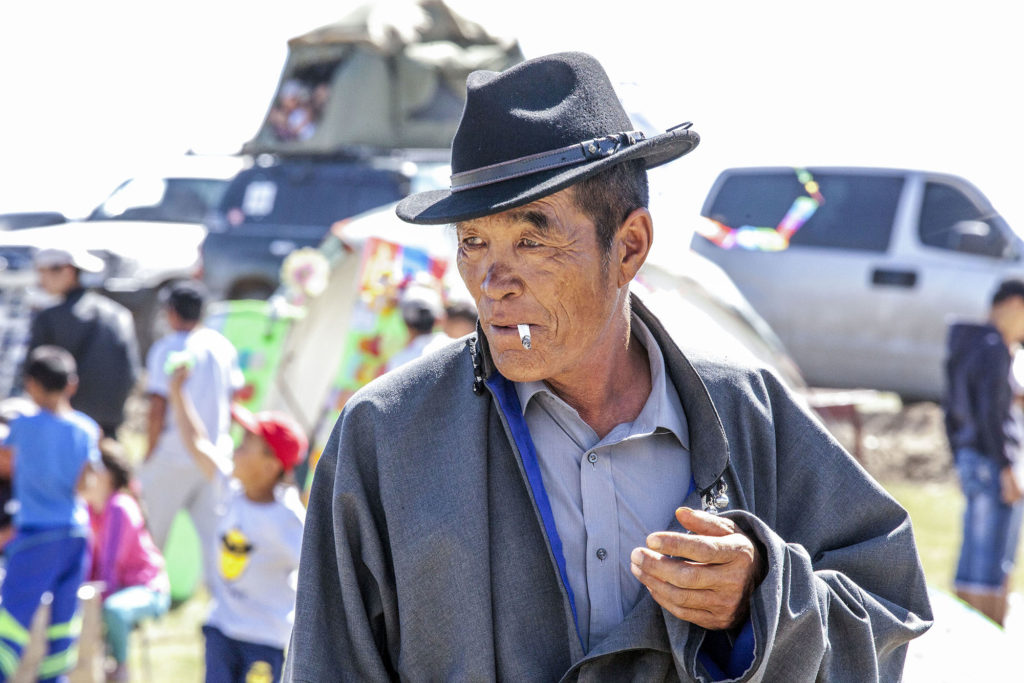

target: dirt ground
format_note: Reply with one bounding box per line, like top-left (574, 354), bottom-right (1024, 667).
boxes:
top-left (814, 394), bottom-right (954, 484)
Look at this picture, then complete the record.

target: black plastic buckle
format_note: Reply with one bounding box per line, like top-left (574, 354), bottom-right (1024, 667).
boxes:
top-left (580, 131), bottom-right (645, 160)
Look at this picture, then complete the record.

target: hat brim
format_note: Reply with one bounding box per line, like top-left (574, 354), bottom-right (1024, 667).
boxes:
top-left (396, 127), bottom-right (699, 225)
top-left (33, 248), bottom-right (105, 274)
top-left (230, 403), bottom-right (260, 438)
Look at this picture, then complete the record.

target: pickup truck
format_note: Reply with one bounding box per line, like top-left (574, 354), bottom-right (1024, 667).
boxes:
top-left (690, 166), bottom-right (1024, 402)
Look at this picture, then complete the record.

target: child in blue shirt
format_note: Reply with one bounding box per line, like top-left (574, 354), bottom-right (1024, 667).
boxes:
top-left (0, 346), bottom-right (101, 682)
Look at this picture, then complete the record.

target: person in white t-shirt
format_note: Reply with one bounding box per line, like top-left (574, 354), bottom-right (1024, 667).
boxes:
top-left (139, 280), bottom-right (244, 586)
top-left (167, 363), bottom-right (306, 683)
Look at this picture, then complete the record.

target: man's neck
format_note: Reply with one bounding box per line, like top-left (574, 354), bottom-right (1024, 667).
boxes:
top-left (545, 329), bottom-right (652, 440)
top-left (37, 395), bottom-right (69, 414)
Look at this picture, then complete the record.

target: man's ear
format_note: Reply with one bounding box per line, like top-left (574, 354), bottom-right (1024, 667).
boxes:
top-left (614, 207), bottom-right (653, 287)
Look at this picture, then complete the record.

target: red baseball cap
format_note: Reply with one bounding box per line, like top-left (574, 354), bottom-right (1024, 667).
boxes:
top-left (231, 404), bottom-right (308, 472)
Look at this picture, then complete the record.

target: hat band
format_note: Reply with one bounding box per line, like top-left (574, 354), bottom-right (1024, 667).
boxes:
top-left (449, 130), bottom-right (646, 193)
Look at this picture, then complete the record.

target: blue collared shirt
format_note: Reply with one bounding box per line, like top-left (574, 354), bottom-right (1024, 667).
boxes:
top-left (514, 315), bottom-right (691, 650)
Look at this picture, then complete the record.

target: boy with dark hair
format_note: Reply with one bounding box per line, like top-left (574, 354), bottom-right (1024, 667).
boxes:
top-left (945, 277), bottom-right (1024, 624)
top-left (0, 345), bottom-right (101, 682)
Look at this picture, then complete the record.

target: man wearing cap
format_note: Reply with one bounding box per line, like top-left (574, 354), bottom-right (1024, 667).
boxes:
top-left (289, 52), bottom-right (931, 681)
top-left (28, 247), bottom-right (140, 436)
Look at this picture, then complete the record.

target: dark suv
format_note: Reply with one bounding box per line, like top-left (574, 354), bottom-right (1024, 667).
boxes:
top-left (200, 157), bottom-right (418, 300)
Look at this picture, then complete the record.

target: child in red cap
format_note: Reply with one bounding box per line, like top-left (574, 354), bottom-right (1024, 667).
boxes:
top-left (167, 366), bottom-right (306, 683)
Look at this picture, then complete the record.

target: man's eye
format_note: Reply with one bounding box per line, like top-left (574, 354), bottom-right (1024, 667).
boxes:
top-left (519, 238), bottom-right (542, 248)
top-left (461, 236), bottom-right (484, 248)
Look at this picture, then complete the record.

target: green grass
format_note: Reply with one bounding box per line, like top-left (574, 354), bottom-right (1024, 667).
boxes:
top-left (116, 427), bottom-right (207, 681)
top-left (884, 478), bottom-right (1024, 592)
top-left (125, 589), bottom-right (206, 681)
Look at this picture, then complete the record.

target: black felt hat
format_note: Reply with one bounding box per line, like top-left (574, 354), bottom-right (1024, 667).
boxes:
top-left (396, 51), bottom-right (699, 225)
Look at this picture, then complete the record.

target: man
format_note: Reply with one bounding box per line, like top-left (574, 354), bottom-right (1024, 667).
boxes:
top-left (441, 298), bottom-right (478, 339)
top-left (384, 282), bottom-right (448, 372)
top-left (28, 247), bottom-right (140, 436)
top-left (944, 278), bottom-right (1024, 625)
top-left (138, 280), bottom-right (243, 584)
top-left (288, 52), bottom-right (931, 681)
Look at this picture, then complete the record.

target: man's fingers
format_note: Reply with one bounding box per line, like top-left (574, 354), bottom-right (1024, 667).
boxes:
top-left (630, 557), bottom-right (745, 630)
top-left (675, 506), bottom-right (735, 537)
top-left (645, 530), bottom-right (729, 565)
top-left (630, 547), bottom-right (718, 589)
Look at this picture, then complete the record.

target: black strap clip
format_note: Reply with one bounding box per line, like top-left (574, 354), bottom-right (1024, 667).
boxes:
top-left (580, 130), bottom-right (645, 160)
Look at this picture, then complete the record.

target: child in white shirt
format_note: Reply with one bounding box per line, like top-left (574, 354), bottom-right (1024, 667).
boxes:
top-left (167, 365), bottom-right (306, 683)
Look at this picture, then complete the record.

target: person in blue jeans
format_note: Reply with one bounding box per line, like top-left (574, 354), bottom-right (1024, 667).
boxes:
top-left (0, 346), bottom-right (101, 682)
top-left (945, 278), bottom-right (1024, 624)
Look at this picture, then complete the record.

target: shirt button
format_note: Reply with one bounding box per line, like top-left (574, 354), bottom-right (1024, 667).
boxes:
top-left (587, 452), bottom-right (598, 464)
top-left (596, 547), bottom-right (607, 561)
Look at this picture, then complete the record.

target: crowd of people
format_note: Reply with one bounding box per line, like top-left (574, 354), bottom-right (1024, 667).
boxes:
top-left (268, 79), bottom-right (331, 143)
top-left (0, 245), bottom-right (476, 681)
top-left (4, 48), bottom-right (1022, 682)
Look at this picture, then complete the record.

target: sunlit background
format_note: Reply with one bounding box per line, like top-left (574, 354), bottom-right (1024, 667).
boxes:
top-left (1, 2), bottom-right (1022, 676)
top-left (2, 0), bottom-right (1020, 259)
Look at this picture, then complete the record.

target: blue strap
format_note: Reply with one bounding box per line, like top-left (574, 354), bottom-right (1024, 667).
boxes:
top-left (486, 374), bottom-right (581, 639)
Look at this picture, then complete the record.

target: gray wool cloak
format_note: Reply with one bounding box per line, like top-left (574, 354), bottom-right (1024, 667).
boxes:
top-left (285, 296), bottom-right (932, 682)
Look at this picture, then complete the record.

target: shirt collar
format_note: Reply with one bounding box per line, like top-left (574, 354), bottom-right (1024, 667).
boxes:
top-left (512, 314), bottom-right (689, 449)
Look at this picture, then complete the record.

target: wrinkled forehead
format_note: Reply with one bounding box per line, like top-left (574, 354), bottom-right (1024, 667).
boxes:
top-left (454, 186), bottom-right (581, 234)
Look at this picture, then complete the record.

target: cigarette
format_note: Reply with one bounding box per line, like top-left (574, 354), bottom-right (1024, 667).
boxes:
top-left (518, 324), bottom-right (531, 350)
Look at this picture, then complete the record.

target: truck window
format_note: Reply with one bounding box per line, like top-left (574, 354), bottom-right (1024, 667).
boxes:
top-left (218, 166), bottom-right (409, 229)
top-left (919, 181), bottom-right (1009, 258)
top-left (705, 171), bottom-right (903, 252)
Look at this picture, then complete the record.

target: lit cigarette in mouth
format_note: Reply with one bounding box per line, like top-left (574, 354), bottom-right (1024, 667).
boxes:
top-left (517, 324), bottom-right (531, 350)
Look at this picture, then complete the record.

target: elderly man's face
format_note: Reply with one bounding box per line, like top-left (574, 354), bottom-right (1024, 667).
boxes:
top-left (456, 188), bottom-right (627, 385)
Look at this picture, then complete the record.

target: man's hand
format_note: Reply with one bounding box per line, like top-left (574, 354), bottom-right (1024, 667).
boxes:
top-left (630, 507), bottom-right (765, 631)
top-left (1001, 465), bottom-right (1023, 505)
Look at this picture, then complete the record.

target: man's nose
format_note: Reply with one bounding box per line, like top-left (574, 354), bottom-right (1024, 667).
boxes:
top-left (480, 260), bottom-right (523, 300)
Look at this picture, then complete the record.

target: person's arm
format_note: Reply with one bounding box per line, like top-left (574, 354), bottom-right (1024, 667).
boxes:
top-left (0, 444), bottom-right (13, 551)
top-left (145, 394), bottom-right (166, 461)
top-left (92, 496), bottom-right (131, 595)
top-left (26, 308), bottom-right (53, 352)
top-left (972, 342), bottom-right (1013, 468)
top-left (144, 342), bottom-right (169, 461)
top-left (75, 423), bottom-right (103, 496)
top-left (167, 367), bottom-right (226, 481)
top-left (76, 459), bottom-right (99, 497)
top-left (683, 370), bottom-right (932, 681)
top-left (285, 403), bottom-right (397, 682)
top-left (631, 367), bottom-right (930, 681)
top-left (631, 508), bottom-right (763, 632)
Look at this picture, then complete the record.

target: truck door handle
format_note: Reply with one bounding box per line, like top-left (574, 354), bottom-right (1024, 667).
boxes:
top-left (871, 268), bottom-right (917, 288)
